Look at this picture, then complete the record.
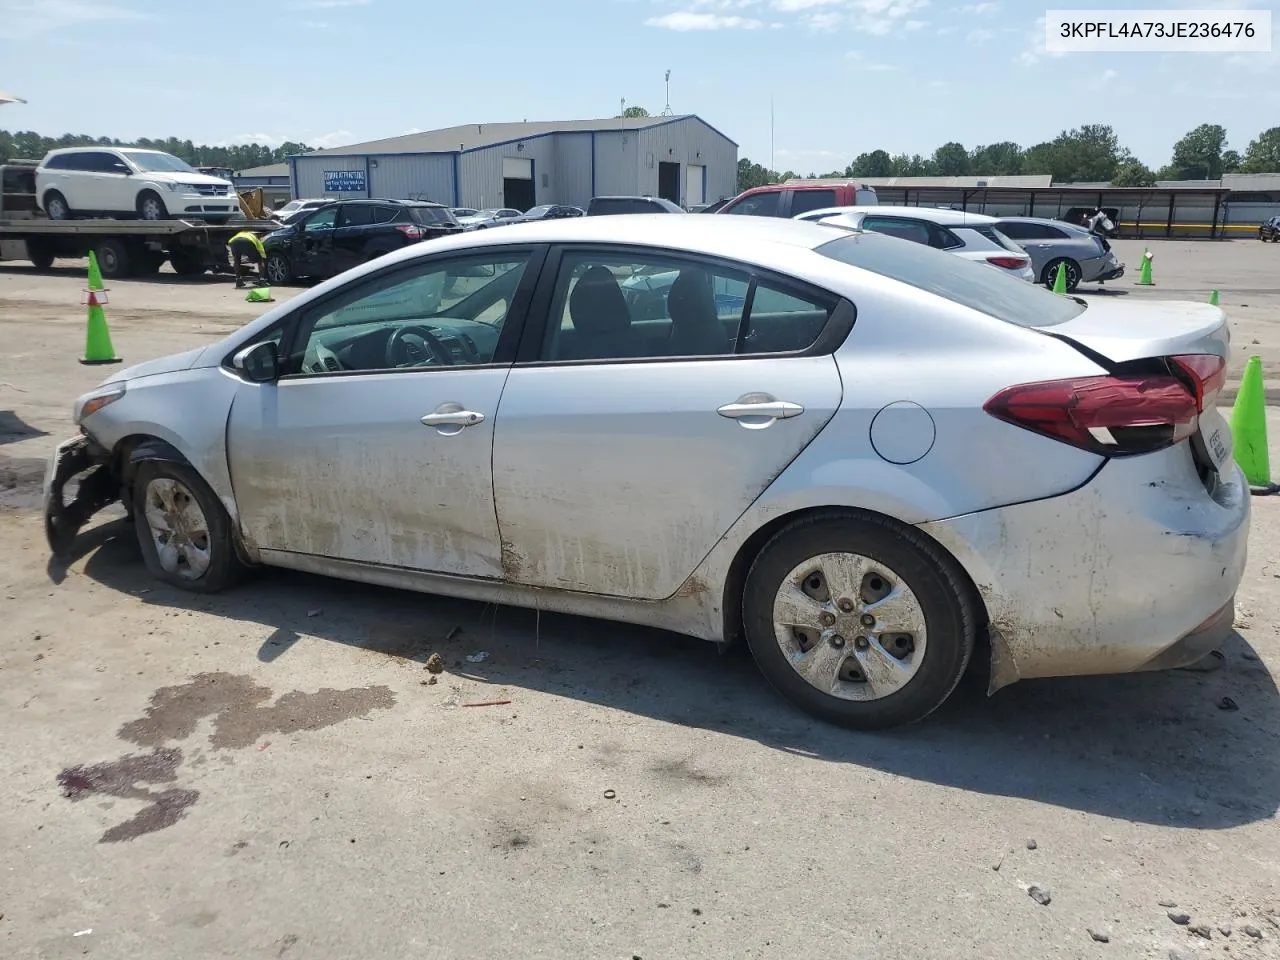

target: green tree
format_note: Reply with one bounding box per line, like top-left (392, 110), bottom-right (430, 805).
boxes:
top-left (969, 141), bottom-right (1023, 175)
top-left (736, 157), bottom-right (781, 191)
top-left (619, 105), bottom-right (650, 118)
top-left (1221, 149), bottom-right (1242, 174)
top-left (932, 141), bottom-right (968, 175)
top-left (1240, 126), bottom-right (1280, 172)
top-left (850, 149), bottom-right (894, 177)
top-left (1110, 158), bottom-right (1157, 187)
top-left (1168, 123), bottom-right (1228, 179)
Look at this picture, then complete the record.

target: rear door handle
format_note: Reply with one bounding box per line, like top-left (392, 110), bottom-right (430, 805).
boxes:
top-left (717, 400), bottom-right (804, 420)
top-left (421, 410), bottom-right (485, 426)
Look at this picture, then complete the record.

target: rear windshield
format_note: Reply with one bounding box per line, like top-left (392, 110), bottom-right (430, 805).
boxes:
top-left (971, 225), bottom-right (1026, 254)
top-left (816, 232), bottom-right (1085, 327)
top-left (590, 198), bottom-right (641, 215)
top-left (410, 205), bottom-right (457, 225)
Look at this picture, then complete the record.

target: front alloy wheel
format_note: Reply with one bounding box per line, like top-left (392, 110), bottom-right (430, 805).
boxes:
top-left (142, 477), bottom-right (212, 580)
top-left (132, 461), bottom-right (243, 592)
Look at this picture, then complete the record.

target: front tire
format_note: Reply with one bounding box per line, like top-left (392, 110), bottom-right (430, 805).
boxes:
top-left (264, 252), bottom-right (293, 285)
top-left (741, 513), bottom-right (976, 730)
top-left (132, 461), bottom-right (242, 593)
top-left (137, 190), bottom-right (169, 221)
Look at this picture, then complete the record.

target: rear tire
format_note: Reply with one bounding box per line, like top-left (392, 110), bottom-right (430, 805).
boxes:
top-left (137, 190), bottom-right (169, 221)
top-left (27, 241), bottom-right (56, 271)
top-left (44, 191), bottom-right (71, 221)
top-left (93, 239), bottom-right (132, 279)
top-left (168, 250), bottom-right (206, 276)
top-left (132, 460), bottom-right (243, 593)
top-left (741, 512), bottom-right (976, 730)
top-left (1041, 257), bottom-right (1081, 292)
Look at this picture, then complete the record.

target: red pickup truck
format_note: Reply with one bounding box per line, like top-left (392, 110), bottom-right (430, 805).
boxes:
top-left (716, 179), bottom-right (879, 218)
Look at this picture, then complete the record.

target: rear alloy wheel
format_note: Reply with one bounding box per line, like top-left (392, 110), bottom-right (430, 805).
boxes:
top-left (44, 191), bottom-right (71, 221)
top-left (264, 252), bottom-right (293, 284)
top-left (132, 461), bottom-right (242, 593)
top-left (742, 513), bottom-right (976, 730)
top-left (1042, 257), bottom-right (1081, 292)
top-left (137, 190), bottom-right (169, 221)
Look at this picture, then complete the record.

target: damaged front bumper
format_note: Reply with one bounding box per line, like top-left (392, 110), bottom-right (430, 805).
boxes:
top-left (44, 434), bottom-right (118, 558)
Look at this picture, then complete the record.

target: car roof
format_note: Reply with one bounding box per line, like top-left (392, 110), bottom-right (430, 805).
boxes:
top-left (801, 205), bottom-right (999, 226)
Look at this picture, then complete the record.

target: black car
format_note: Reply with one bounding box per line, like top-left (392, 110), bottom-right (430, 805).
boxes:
top-left (1260, 216), bottom-right (1280, 242)
top-left (585, 195), bottom-right (685, 216)
top-left (262, 198), bottom-right (462, 283)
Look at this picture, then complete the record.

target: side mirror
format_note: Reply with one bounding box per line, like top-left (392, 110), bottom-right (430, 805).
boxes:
top-left (232, 341), bottom-right (280, 383)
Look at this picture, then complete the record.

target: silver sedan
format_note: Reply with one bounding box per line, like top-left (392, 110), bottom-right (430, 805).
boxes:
top-left (45, 215), bottom-right (1248, 729)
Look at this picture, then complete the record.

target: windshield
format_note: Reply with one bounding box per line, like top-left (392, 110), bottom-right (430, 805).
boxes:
top-left (278, 201), bottom-right (302, 213)
top-left (817, 232), bottom-right (1085, 328)
top-left (524, 205), bottom-right (552, 217)
top-left (122, 151), bottom-right (197, 174)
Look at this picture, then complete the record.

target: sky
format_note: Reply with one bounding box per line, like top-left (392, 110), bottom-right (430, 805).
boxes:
top-left (1, 0), bottom-right (1277, 172)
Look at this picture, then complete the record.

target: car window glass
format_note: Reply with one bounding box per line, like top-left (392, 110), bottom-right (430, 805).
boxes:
top-left (930, 224), bottom-right (965, 249)
top-left (739, 282), bottom-right (834, 354)
top-left (995, 221), bottom-right (1031, 239)
top-left (44, 153), bottom-right (70, 170)
top-left (854, 189), bottom-right (878, 205)
top-left (723, 191), bottom-right (779, 216)
top-left (541, 253), bottom-right (749, 362)
top-left (817, 231), bottom-right (1086, 328)
top-left (303, 207), bottom-right (339, 231)
top-left (862, 216), bottom-right (933, 246)
top-left (338, 204), bottom-right (374, 227)
top-left (1042, 224), bottom-right (1069, 239)
top-left (292, 253), bottom-right (531, 375)
top-left (788, 189), bottom-right (837, 216)
top-left (101, 153), bottom-right (131, 174)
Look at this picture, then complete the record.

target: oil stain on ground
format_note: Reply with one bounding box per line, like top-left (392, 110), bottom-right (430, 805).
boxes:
top-left (58, 672), bottom-right (395, 843)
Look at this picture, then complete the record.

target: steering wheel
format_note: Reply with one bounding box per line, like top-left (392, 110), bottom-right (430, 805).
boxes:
top-left (385, 324), bottom-right (454, 368)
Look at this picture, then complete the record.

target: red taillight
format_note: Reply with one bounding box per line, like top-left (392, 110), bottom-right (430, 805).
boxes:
top-left (987, 256), bottom-right (1029, 269)
top-left (396, 224), bottom-right (426, 240)
top-left (1170, 354), bottom-right (1226, 412)
top-left (984, 374), bottom-right (1198, 456)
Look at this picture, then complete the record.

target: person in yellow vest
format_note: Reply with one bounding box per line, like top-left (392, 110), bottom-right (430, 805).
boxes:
top-left (227, 230), bottom-right (267, 288)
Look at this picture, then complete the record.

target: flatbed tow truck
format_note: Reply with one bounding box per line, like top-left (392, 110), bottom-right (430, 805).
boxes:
top-left (0, 160), bottom-right (279, 279)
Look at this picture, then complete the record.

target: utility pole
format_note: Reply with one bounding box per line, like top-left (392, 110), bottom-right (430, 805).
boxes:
top-left (662, 70), bottom-right (673, 116)
top-left (770, 97), bottom-right (775, 174)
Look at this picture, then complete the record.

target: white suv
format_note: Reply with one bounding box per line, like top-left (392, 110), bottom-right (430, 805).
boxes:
top-left (36, 147), bottom-right (239, 223)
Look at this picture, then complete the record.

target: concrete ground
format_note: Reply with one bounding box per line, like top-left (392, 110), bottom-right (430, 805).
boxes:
top-left (1, 243), bottom-right (1279, 960)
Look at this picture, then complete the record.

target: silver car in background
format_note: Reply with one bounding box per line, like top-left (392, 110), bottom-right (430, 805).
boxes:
top-left (993, 216), bottom-right (1125, 291)
top-left (44, 216), bottom-right (1245, 731)
top-left (795, 205), bottom-right (1036, 282)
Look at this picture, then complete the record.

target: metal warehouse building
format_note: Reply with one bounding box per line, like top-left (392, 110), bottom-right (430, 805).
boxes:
top-left (288, 114), bottom-right (738, 211)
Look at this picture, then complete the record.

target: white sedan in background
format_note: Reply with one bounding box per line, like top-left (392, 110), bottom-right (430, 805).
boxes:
top-left (796, 205), bottom-right (1036, 282)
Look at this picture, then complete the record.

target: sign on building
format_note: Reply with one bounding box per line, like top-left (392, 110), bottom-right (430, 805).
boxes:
top-left (323, 170), bottom-right (367, 193)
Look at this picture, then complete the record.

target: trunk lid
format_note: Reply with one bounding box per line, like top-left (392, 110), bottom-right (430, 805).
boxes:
top-left (1039, 299), bottom-right (1229, 365)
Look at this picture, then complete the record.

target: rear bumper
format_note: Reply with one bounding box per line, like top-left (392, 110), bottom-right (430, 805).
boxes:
top-left (1096, 263), bottom-right (1125, 281)
top-left (1082, 254), bottom-right (1125, 282)
top-left (920, 444), bottom-right (1249, 690)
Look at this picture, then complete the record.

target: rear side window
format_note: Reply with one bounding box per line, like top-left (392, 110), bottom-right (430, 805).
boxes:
top-left (817, 232), bottom-right (1085, 328)
top-left (861, 215), bottom-right (933, 246)
top-left (972, 226), bottom-right (1026, 254)
top-left (411, 205), bottom-right (456, 225)
top-left (788, 189), bottom-right (838, 216)
top-left (854, 188), bottom-right (878, 205)
top-left (723, 191), bottom-right (780, 217)
top-left (998, 221), bottom-right (1065, 241)
top-left (43, 153), bottom-right (72, 170)
top-left (338, 203), bottom-right (375, 227)
top-left (589, 198), bottom-right (641, 215)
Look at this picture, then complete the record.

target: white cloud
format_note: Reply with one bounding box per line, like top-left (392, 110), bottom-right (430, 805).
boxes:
top-left (646, 10), bottom-right (765, 28)
top-left (1013, 15), bottom-right (1064, 66)
top-left (754, 0), bottom-right (928, 33)
top-left (225, 130), bottom-right (354, 149)
top-left (904, 18), bottom-right (927, 29)
top-left (0, 0), bottom-right (148, 39)
top-left (960, 1), bottom-right (997, 13)
top-left (966, 27), bottom-right (993, 43)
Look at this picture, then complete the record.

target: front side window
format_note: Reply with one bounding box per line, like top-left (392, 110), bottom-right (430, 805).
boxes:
top-left (290, 253), bottom-right (532, 375)
top-left (303, 207), bottom-right (339, 232)
top-left (538, 250), bottom-right (836, 362)
top-left (723, 191), bottom-right (780, 217)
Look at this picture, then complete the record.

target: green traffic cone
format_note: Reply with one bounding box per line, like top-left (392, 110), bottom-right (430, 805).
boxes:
top-left (1052, 261), bottom-right (1067, 294)
top-left (80, 251), bottom-right (120, 365)
top-left (1209, 289), bottom-right (1220, 306)
top-left (1136, 248), bottom-right (1154, 286)
top-left (1230, 355), bottom-right (1275, 492)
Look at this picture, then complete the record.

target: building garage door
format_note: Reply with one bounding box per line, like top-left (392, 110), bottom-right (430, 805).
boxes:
top-left (502, 157), bottom-right (534, 211)
top-left (686, 164), bottom-right (706, 206)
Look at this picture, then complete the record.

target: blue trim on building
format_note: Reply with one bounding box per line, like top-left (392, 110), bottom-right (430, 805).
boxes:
top-left (364, 156), bottom-right (372, 198)
top-left (452, 153), bottom-right (461, 207)
top-left (589, 131), bottom-right (596, 198)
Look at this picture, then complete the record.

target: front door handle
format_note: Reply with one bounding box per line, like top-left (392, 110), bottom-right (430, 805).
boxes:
top-left (421, 409), bottom-right (485, 427)
top-left (717, 400), bottom-right (804, 421)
